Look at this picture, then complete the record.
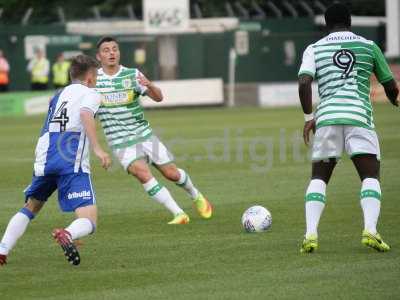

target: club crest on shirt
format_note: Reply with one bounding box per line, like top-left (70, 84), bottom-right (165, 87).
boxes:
top-left (122, 78), bottom-right (132, 89)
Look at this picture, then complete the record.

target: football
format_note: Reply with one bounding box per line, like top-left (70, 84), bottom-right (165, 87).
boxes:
top-left (241, 205), bottom-right (272, 233)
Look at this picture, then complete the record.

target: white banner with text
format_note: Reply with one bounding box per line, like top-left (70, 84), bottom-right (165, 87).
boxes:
top-left (143, 0), bottom-right (190, 34)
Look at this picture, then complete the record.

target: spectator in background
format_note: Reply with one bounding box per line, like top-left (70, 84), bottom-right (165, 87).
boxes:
top-left (0, 49), bottom-right (10, 92)
top-left (27, 48), bottom-right (49, 90)
top-left (52, 53), bottom-right (71, 89)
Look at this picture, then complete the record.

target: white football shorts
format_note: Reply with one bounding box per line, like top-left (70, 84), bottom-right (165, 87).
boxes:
top-left (113, 135), bottom-right (174, 170)
top-left (312, 125), bottom-right (381, 161)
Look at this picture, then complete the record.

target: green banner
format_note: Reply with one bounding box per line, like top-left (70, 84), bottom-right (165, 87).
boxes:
top-left (0, 91), bottom-right (53, 117)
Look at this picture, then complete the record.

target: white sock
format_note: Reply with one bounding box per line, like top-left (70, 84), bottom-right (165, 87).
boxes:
top-left (176, 169), bottom-right (200, 199)
top-left (143, 178), bottom-right (183, 216)
top-left (65, 218), bottom-right (95, 240)
top-left (0, 208), bottom-right (35, 255)
top-left (304, 179), bottom-right (327, 238)
top-left (360, 178), bottom-right (381, 235)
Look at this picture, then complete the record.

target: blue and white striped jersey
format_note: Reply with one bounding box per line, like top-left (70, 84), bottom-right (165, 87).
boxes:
top-left (33, 84), bottom-right (101, 176)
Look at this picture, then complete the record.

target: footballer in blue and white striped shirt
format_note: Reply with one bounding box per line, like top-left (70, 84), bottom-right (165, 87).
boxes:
top-left (0, 55), bottom-right (111, 266)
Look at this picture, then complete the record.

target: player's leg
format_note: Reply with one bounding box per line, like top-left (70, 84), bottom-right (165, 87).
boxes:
top-left (52, 205), bottom-right (97, 266)
top-left (156, 163), bottom-right (198, 198)
top-left (52, 173), bottom-right (97, 265)
top-left (114, 141), bottom-right (188, 223)
top-left (156, 163), bottom-right (213, 219)
top-left (147, 135), bottom-right (212, 219)
top-left (0, 175), bottom-right (56, 265)
top-left (62, 205), bottom-right (97, 241)
top-left (306, 158), bottom-right (337, 235)
top-left (301, 159), bottom-right (337, 253)
top-left (127, 159), bottom-right (188, 224)
top-left (352, 155), bottom-right (381, 234)
top-left (301, 126), bottom-right (343, 253)
top-left (0, 198), bottom-right (45, 265)
top-left (346, 126), bottom-right (389, 252)
top-left (352, 154), bottom-right (389, 251)
top-left (143, 136), bottom-right (212, 219)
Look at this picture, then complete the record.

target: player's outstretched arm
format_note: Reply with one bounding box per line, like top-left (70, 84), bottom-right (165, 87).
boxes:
top-left (138, 73), bottom-right (163, 102)
top-left (298, 74), bottom-right (315, 145)
top-left (382, 79), bottom-right (399, 107)
top-left (80, 109), bottom-right (111, 170)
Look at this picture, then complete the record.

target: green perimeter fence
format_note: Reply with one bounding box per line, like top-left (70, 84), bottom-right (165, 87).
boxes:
top-left (0, 19), bottom-right (383, 91)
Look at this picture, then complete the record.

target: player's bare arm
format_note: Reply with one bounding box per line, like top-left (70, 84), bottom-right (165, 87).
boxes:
top-left (138, 73), bottom-right (163, 102)
top-left (382, 79), bottom-right (399, 106)
top-left (298, 74), bottom-right (315, 145)
top-left (80, 109), bottom-right (111, 170)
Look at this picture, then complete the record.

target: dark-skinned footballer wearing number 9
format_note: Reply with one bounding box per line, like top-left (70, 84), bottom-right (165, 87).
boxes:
top-left (297, 2), bottom-right (399, 253)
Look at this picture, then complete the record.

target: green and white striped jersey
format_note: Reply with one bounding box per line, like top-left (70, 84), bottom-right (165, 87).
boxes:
top-left (298, 31), bottom-right (394, 129)
top-left (95, 66), bottom-right (152, 149)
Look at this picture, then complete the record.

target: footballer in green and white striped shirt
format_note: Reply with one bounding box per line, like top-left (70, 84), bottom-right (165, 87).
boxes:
top-left (297, 3), bottom-right (399, 254)
top-left (95, 37), bottom-right (213, 224)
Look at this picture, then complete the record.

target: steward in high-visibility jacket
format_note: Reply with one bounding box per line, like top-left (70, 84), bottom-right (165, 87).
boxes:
top-left (52, 53), bottom-right (71, 89)
top-left (27, 49), bottom-right (50, 90)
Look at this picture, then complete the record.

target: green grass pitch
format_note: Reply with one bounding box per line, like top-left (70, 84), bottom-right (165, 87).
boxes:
top-left (0, 105), bottom-right (399, 299)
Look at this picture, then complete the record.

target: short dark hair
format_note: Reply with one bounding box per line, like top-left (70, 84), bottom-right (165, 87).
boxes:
top-left (69, 54), bottom-right (99, 81)
top-left (324, 2), bottom-right (351, 30)
top-left (96, 36), bottom-right (118, 50)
